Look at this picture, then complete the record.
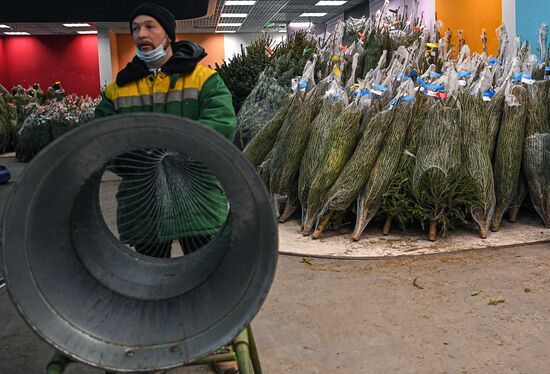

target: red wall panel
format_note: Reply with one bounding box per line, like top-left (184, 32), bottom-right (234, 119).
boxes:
top-left (0, 38), bottom-right (6, 87)
top-left (1, 35), bottom-right (100, 97)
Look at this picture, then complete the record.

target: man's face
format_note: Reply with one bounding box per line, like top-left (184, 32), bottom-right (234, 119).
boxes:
top-left (131, 15), bottom-right (168, 51)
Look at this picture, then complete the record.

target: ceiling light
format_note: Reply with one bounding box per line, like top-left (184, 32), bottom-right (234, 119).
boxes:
top-left (77, 31), bottom-right (98, 34)
top-left (220, 13), bottom-right (248, 18)
top-left (289, 22), bottom-right (311, 27)
top-left (216, 30), bottom-right (237, 33)
top-left (315, 1), bottom-right (347, 5)
top-left (0, 25), bottom-right (11, 29)
top-left (300, 13), bottom-right (327, 17)
top-left (63, 23), bottom-right (91, 27)
top-left (217, 23), bottom-right (242, 27)
top-left (4, 32), bottom-right (30, 35)
top-left (224, 1), bottom-right (255, 5)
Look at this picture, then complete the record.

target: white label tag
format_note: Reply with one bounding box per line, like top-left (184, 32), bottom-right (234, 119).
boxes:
top-left (414, 86), bottom-right (420, 92)
top-left (458, 80), bottom-right (467, 86)
top-left (521, 77), bottom-right (535, 85)
top-left (427, 90), bottom-right (438, 97)
top-left (483, 96), bottom-right (492, 102)
top-left (371, 89), bottom-right (384, 96)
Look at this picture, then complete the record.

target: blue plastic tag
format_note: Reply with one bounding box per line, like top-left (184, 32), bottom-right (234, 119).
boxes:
top-left (513, 73), bottom-right (523, 81)
top-left (372, 83), bottom-right (388, 92)
top-left (396, 73), bottom-right (410, 81)
top-left (418, 77), bottom-right (445, 91)
top-left (545, 66), bottom-right (550, 72)
top-left (355, 89), bottom-right (370, 97)
top-left (457, 71), bottom-right (472, 77)
top-left (482, 90), bottom-right (496, 98)
top-left (430, 72), bottom-right (442, 78)
top-left (409, 71), bottom-right (418, 78)
top-left (299, 80), bottom-right (308, 89)
top-left (401, 96), bottom-right (415, 102)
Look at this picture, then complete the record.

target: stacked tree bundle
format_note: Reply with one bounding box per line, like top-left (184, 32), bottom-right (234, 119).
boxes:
top-left (216, 32), bottom-right (317, 149)
top-left (238, 1), bottom-right (550, 241)
top-left (15, 95), bottom-right (99, 162)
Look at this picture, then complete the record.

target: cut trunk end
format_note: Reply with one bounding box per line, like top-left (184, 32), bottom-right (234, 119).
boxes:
top-left (302, 213), bottom-right (316, 236)
top-left (312, 212), bottom-right (333, 240)
top-left (490, 213), bottom-right (502, 232)
top-left (428, 222), bottom-right (437, 242)
top-left (279, 199), bottom-right (298, 223)
top-left (351, 207), bottom-right (368, 242)
top-left (478, 225), bottom-right (488, 239)
top-left (382, 216), bottom-right (392, 236)
top-left (508, 208), bottom-right (519, 223)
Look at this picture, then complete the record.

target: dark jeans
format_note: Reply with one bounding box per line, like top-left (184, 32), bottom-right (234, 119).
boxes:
top-left (134, 237), bottom-right (206, 258)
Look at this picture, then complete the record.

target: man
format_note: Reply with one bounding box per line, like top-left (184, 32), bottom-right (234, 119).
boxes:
top-left (95, 3), bottom-right (237, 260)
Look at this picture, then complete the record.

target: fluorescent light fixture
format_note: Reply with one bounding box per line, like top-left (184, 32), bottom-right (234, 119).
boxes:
top-left (77, 30), bottom-right (98, 34)
top-left (220, 13), bottom-right (248, 18)
top-left (300, 13), bottom-right (327, 17)
top-left (289, 22), bottom-right (311, 27)
top-left (216, 30), bottom-right (237, 33)
top-left (224, 1), bottom-right (255, 5)
top-left (63, 23), bottom-right (91, 27)
top-left (0, 24), bottom-right (11, 29)
top-left (315, 1), bottom-right (347, 5)
top-left (217, 23), bottom-right (242, 27)
top-left (4, 32), bottom-right (30, 35)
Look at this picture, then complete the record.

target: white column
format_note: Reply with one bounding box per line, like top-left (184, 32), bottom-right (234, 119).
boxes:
top-left (502, 0), bottom-right (516, 38)
top-left (97, 25), bottom-right (113, 88)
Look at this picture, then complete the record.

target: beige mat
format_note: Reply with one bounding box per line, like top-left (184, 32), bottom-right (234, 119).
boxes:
top-left (278, 215), bottom-right (550, 258)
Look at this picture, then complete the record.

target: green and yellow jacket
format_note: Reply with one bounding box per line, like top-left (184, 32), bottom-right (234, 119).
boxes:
top-left (95, 41), bottom-right (236, 244)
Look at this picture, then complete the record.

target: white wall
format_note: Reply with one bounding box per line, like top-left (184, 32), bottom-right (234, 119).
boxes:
top-left (369, 0), bottom-right (436, 29)
top-left (97, 26), bottom-right (113, 86)
top-left (501, 0), bottom-right (516, 38)
top-left (223, 33), bottom-right (287, 61)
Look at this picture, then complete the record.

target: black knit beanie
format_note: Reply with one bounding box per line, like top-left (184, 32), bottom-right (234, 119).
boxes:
top-left (129, 3), bottom-right (176, 43)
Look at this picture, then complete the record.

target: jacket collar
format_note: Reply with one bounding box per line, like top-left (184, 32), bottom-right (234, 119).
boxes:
top-left (116, 41), bottom-right (207, 86)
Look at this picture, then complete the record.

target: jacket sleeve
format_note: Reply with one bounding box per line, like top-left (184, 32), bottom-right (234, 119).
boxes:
top-left (94, 91), bottom-right (117, 118)
top-left (198, 73), bottom-right (237, 141)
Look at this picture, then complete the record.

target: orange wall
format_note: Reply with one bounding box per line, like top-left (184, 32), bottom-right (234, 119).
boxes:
top-left (109, 31), bottom-right (119, 82)
top-left (436, 0), bottom-right (502, 56)
top-left (112, 33), bottom-right (225, 79)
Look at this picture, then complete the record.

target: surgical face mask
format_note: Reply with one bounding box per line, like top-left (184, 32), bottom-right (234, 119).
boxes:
top-left (136, 36), bottom-right (169, 65)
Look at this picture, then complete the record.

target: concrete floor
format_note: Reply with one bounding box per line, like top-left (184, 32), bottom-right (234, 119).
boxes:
top-left (0, 156), bottom-right (549, 373)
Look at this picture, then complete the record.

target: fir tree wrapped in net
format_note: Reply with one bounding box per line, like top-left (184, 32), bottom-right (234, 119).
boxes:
top-left (298, 84), bottom-right (346, 225)
top-left (459, 92), bottom-right (495, 238)
top-left (523, 133), bottom-right (550, 227)
top-left (265, 89), bottom-right (314, 197)
top-left (491, 83), bottom-right (528, 231)
top-left (313, 101), bottom-right (395, 237)
top-left (523, 80), bottom-right (550, 226)
top-left (380, 93), bottom-right (430, 235)
top-left (412, 102), bottom-right (478, 241)
top-left (351, 82), bottom-right (416, 241)
top-left (302, 101), bottom-right (363, 235)
top-left (242, 95), bottom-right (291, 167)
top-left (234, 70), bottom-right (289, 148)
top-left (265, 57), bottom-right (320, 199)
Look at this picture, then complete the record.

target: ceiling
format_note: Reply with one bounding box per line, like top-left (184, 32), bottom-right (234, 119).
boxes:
top-left (0, 0), bottom-right (368, 35)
